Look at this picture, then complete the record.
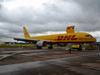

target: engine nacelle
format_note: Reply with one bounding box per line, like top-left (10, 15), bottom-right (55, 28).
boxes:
top-left (36, 41), bottom-right (47, 47)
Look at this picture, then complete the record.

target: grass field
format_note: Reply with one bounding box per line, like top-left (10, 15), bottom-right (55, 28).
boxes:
top-left (0, 44), bottom-right (60, 48)
top-left (0, 44), bottom-right (71, 48)
top-left (0, 44), bottom-right (99, 49)
top-left (0, 44), bottom-right (35, 48)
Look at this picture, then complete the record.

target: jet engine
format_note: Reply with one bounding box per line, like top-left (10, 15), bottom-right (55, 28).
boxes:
top-left (36, 41), bottom-right (47, 47)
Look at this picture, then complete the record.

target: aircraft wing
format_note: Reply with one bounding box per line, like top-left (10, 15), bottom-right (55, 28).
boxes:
top-left (13, 37), bottom-right (51, 43)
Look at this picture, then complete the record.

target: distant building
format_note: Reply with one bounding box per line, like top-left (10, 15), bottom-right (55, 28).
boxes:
top-left (0, 41), bottom-right (4, 44)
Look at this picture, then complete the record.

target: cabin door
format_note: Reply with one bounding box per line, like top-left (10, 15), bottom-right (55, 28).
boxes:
top-left (78, 34), bottom-right (82, 40)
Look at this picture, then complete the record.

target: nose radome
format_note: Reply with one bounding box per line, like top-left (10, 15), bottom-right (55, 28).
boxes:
top-left (94, 38), bottom-right (97, 42)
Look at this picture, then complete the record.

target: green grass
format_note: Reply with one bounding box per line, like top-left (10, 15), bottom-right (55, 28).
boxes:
top-left (1, 44), bottom-right (98, 48)
top-left (0, 44), bottom-right (36, 48)
top-left (0, 44), bottom-right (67, 48)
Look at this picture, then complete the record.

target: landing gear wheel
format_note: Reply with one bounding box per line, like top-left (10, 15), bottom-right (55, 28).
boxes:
top-left (48, 46), bottom-right (53, 49)
top-left (78, 45), bottom-right (82, 51)
top-left (37, 46), bottom-right (42, 49)
top-left (48, 44), bottom-right (53, 49)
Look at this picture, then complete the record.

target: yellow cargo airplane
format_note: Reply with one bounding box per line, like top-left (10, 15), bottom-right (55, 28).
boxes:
top-left (14, 26), bottom-right (96, 50)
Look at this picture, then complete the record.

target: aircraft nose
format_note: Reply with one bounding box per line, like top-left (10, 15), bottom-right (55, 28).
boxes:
top-left (93, 37), bottom-right (97, 42)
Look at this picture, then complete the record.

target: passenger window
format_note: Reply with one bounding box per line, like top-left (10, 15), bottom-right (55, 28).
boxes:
top-left (85, 35), bottom-right (89, 37)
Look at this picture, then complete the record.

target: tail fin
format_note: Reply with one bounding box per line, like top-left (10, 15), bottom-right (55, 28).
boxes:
top-left (23, 27), bottom-right (30, 38)
top-left (66, 26), bottom-right (75, 33)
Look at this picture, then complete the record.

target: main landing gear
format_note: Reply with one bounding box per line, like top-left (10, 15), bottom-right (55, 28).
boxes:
top-left (78, 45), bottom-right (82, 51)
top-left (37, 46), bottom-right (42, 49)
top-left (48, 44), bottom-right (53, 49)
top-left (36, 44), bottom-right (53, 49)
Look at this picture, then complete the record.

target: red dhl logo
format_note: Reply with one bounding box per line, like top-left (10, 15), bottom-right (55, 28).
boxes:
top-left (57, 35), bottom-right (77, 40)
top-left (67, 26), bottom-right (74, 30)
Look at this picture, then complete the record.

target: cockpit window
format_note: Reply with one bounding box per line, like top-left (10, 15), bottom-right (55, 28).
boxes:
top-left (90, 35), bottom-right (93, 37)
top-left (85, 35), bottom-right (93, 37)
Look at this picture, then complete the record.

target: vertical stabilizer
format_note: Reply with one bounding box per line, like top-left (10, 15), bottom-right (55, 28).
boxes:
top-left (66, 26), bottom-right (75, 33)
top-left (23, 27), bottom-right (30, 38)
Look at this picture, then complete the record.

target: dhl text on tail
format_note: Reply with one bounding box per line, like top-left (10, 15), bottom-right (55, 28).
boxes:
top-left (14, 26), bottom-right (96, 49)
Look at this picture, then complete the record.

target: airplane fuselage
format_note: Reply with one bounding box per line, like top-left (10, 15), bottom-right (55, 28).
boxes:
top-left (29, 32), bottom-right (96, 44)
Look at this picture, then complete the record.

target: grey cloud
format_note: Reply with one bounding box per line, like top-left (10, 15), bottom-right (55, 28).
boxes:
top-left (0, 0), bottom-right (15, 2)
top-left (0, 28), bottom-right (23, 38)
top-left (0, 1), bottom-right (78, 25)
top-left (0, 0), bottom-right (100, 41)
top-left (0, 23), bottom-right (23, 33)
top-left (72, 0), bottom-right (100, 12)
top-left (0, 4), bottom-right (2, 8)
top-left (69, 0), bottom-right (100, 31)
top-left (0, 0), bottom-right (4, 2)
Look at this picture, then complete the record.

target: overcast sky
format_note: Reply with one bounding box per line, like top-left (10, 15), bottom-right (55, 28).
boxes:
top-left (0, 0), bottom-right (100, 42)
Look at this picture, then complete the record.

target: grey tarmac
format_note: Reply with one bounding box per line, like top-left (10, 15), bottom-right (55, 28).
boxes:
top-left (0, 48), bottom-right (100, 75)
